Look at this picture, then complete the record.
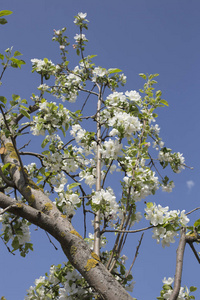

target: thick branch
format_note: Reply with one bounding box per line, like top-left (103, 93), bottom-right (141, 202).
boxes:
top-left (0, 192), bottom-right (134, 300)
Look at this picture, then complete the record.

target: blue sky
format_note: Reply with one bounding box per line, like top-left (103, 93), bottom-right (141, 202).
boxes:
top-left (0, 1), bottom-right (200, 299)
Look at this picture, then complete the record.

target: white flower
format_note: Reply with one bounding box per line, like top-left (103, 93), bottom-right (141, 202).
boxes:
top-left (92, 190), bottom-right (102, 205)
top-left (151, 124), bottom-right (160, 135)
top-left (108, 111), bottom-right (141, 138)
top-left (145, 204), bottom-right (169, 226)
top-left (162, 277), bottom-right (174, 285)
top-left (125, 90), bottom-right (141, 102)
top-left (69, 193), bottom-right (80, 205)
top-left (38, 83), bottom-right (49, 91)
top-left (54, 29), bottom-right (61, 35)
top-left (161, 230), bottom-right (178, 248)
top-left (74, 33), bottom-right (87, 43)
top-left (100, 138), bottom-right (122, 159)
top-left (152, 227), bottom-right (166, 243)
top-left (106, 92), bottom-right (127, 106)
top-left (162, 181), bottom-right (175, 193)
top-left (180, 210), bottom-right (190, 226)
top-left (77, 12), bottom-right (87, 19)
top-left (74, 12), bottom-right (88, 24)
top-left (34, 276), bottom-right (45, 286)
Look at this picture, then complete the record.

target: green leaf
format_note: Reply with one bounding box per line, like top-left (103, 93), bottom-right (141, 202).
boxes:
top-left (68, 182), bottom-right (81, 190)
top-left (12, 94), bottom-right (20, 101)
top-left (13, 50), bottom-right (22, 57)
top-left (108, 68), bottom-right (122, 74)
top-left (160, 99), bottom-right (168, 106)
top-left (0, 10), bottom-right (13, 17)
top-left (42, 150), bottom-right (50, 156)
top-left (20, 104), bottom-right (28, 110)
top-left (0, 96), bottom-right (7, 104)
top-left (19, 109), bottom-right (30, 119)
top-left (194, 219), bottom-right (200, 227)
top-left (0, 18), bottom-right (8, 25)
top-left (87, 54), bottom-right (97, 59)
top-left (36, 176), bottom-right (44, 184)
top-left (0, 53), bottom-right (4, 60)
top-left (156, 90), bottom-right (162, 97)
top-left (2, 163), bottom-right (11, 171)
top-left (139, 73), bottom-right (147, 79)
top-left (41, 139), bottom-right (49, 148)
top-left (12, 237), bottom-right (19, 250)
top-left (190, 286), bottom-right (197, 292)
top-left (146, 202), bottom-right (153, 208)
top-left (10, 58), bottom-right (26, 68)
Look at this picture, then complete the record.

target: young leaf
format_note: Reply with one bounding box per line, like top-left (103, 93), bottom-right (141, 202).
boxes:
top-left (0, 10), bottom-right (13, 17)
top-left (190, 286), bottom-right (197, 292)
top-left (0, 96), bottom-right (7, 104)
top-left (12, 94), bottom-right (20, 101)
top-left (13, 50), bottom-right (22, 57)
top-left (139, 73), bottom-right (147, 80)
top-left (10, 58), bottom-right (26, 68)
top-left (160, 99), bottom-right (169, 106)
top-left (194, 219), bottom-right (200, 227)
top-left (19, 109), bottom-right (30, 119)
top-left (108, 68), bottom-right (122, 74)
top-left (0, 18), bottom-right (8, 25)
top-left (68, 182), bottom-right (81, 190)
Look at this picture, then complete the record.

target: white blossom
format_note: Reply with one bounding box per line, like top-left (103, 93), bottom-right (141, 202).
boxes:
top-left (125, 90), bottom-right (141, 102)
top-left (162, 277), bottom-right (174, 285)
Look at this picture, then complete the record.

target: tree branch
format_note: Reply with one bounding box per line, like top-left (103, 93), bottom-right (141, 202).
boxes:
top-left (170, 228), bottom-right (186, 300)
top-left (125, 233), bottom-right (144, 279)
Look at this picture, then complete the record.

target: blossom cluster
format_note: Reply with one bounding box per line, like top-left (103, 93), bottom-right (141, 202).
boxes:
top-left (145, 203), bottom-right (189, 247)
top-left (108, 111), bottom-right (142, 139)
top-left (158, 277), bottom-right (197, 300)
top-left (92, 187), bottom-right (119, 219)
top-left (0, 210), bottom-right (31, 256)
top-left (31, 58), bottom-right (55, 80)
top-left (55, 188), bottom-right (81, 218)
top-left (158, 147), bottom-right (185, 173)
top-left (25, 263), bottom-right (92, 299)
top-left (31, 100), bottom-right (71, 136)
top-left (123, 167), bottom-right (159, 202)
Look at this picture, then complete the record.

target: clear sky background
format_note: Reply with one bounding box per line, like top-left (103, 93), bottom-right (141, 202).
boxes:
top-left (0, 1), bottom-right (200, 299)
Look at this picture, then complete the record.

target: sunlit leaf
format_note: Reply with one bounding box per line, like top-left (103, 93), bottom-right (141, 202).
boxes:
top-left (0, 10), bottom-right (13, 17)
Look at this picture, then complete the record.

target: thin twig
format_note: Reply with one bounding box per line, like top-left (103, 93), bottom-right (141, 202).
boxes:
top-left (188, 242), bottom-right (200, 263)
top-left (81, 84), bottom-right (96, 113)
top-left (0, 204), bottom-right (18, 215)
top-left (103, 225), bottom-right (153, 234)
top-left (186, 207), bottom-right (200, 216)
top-left (125, 233), bottom-right (144, 278)
top-left (0, 236), bottom-right (15, 255)
top-left (45, 231), bottom-right (58, 250)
